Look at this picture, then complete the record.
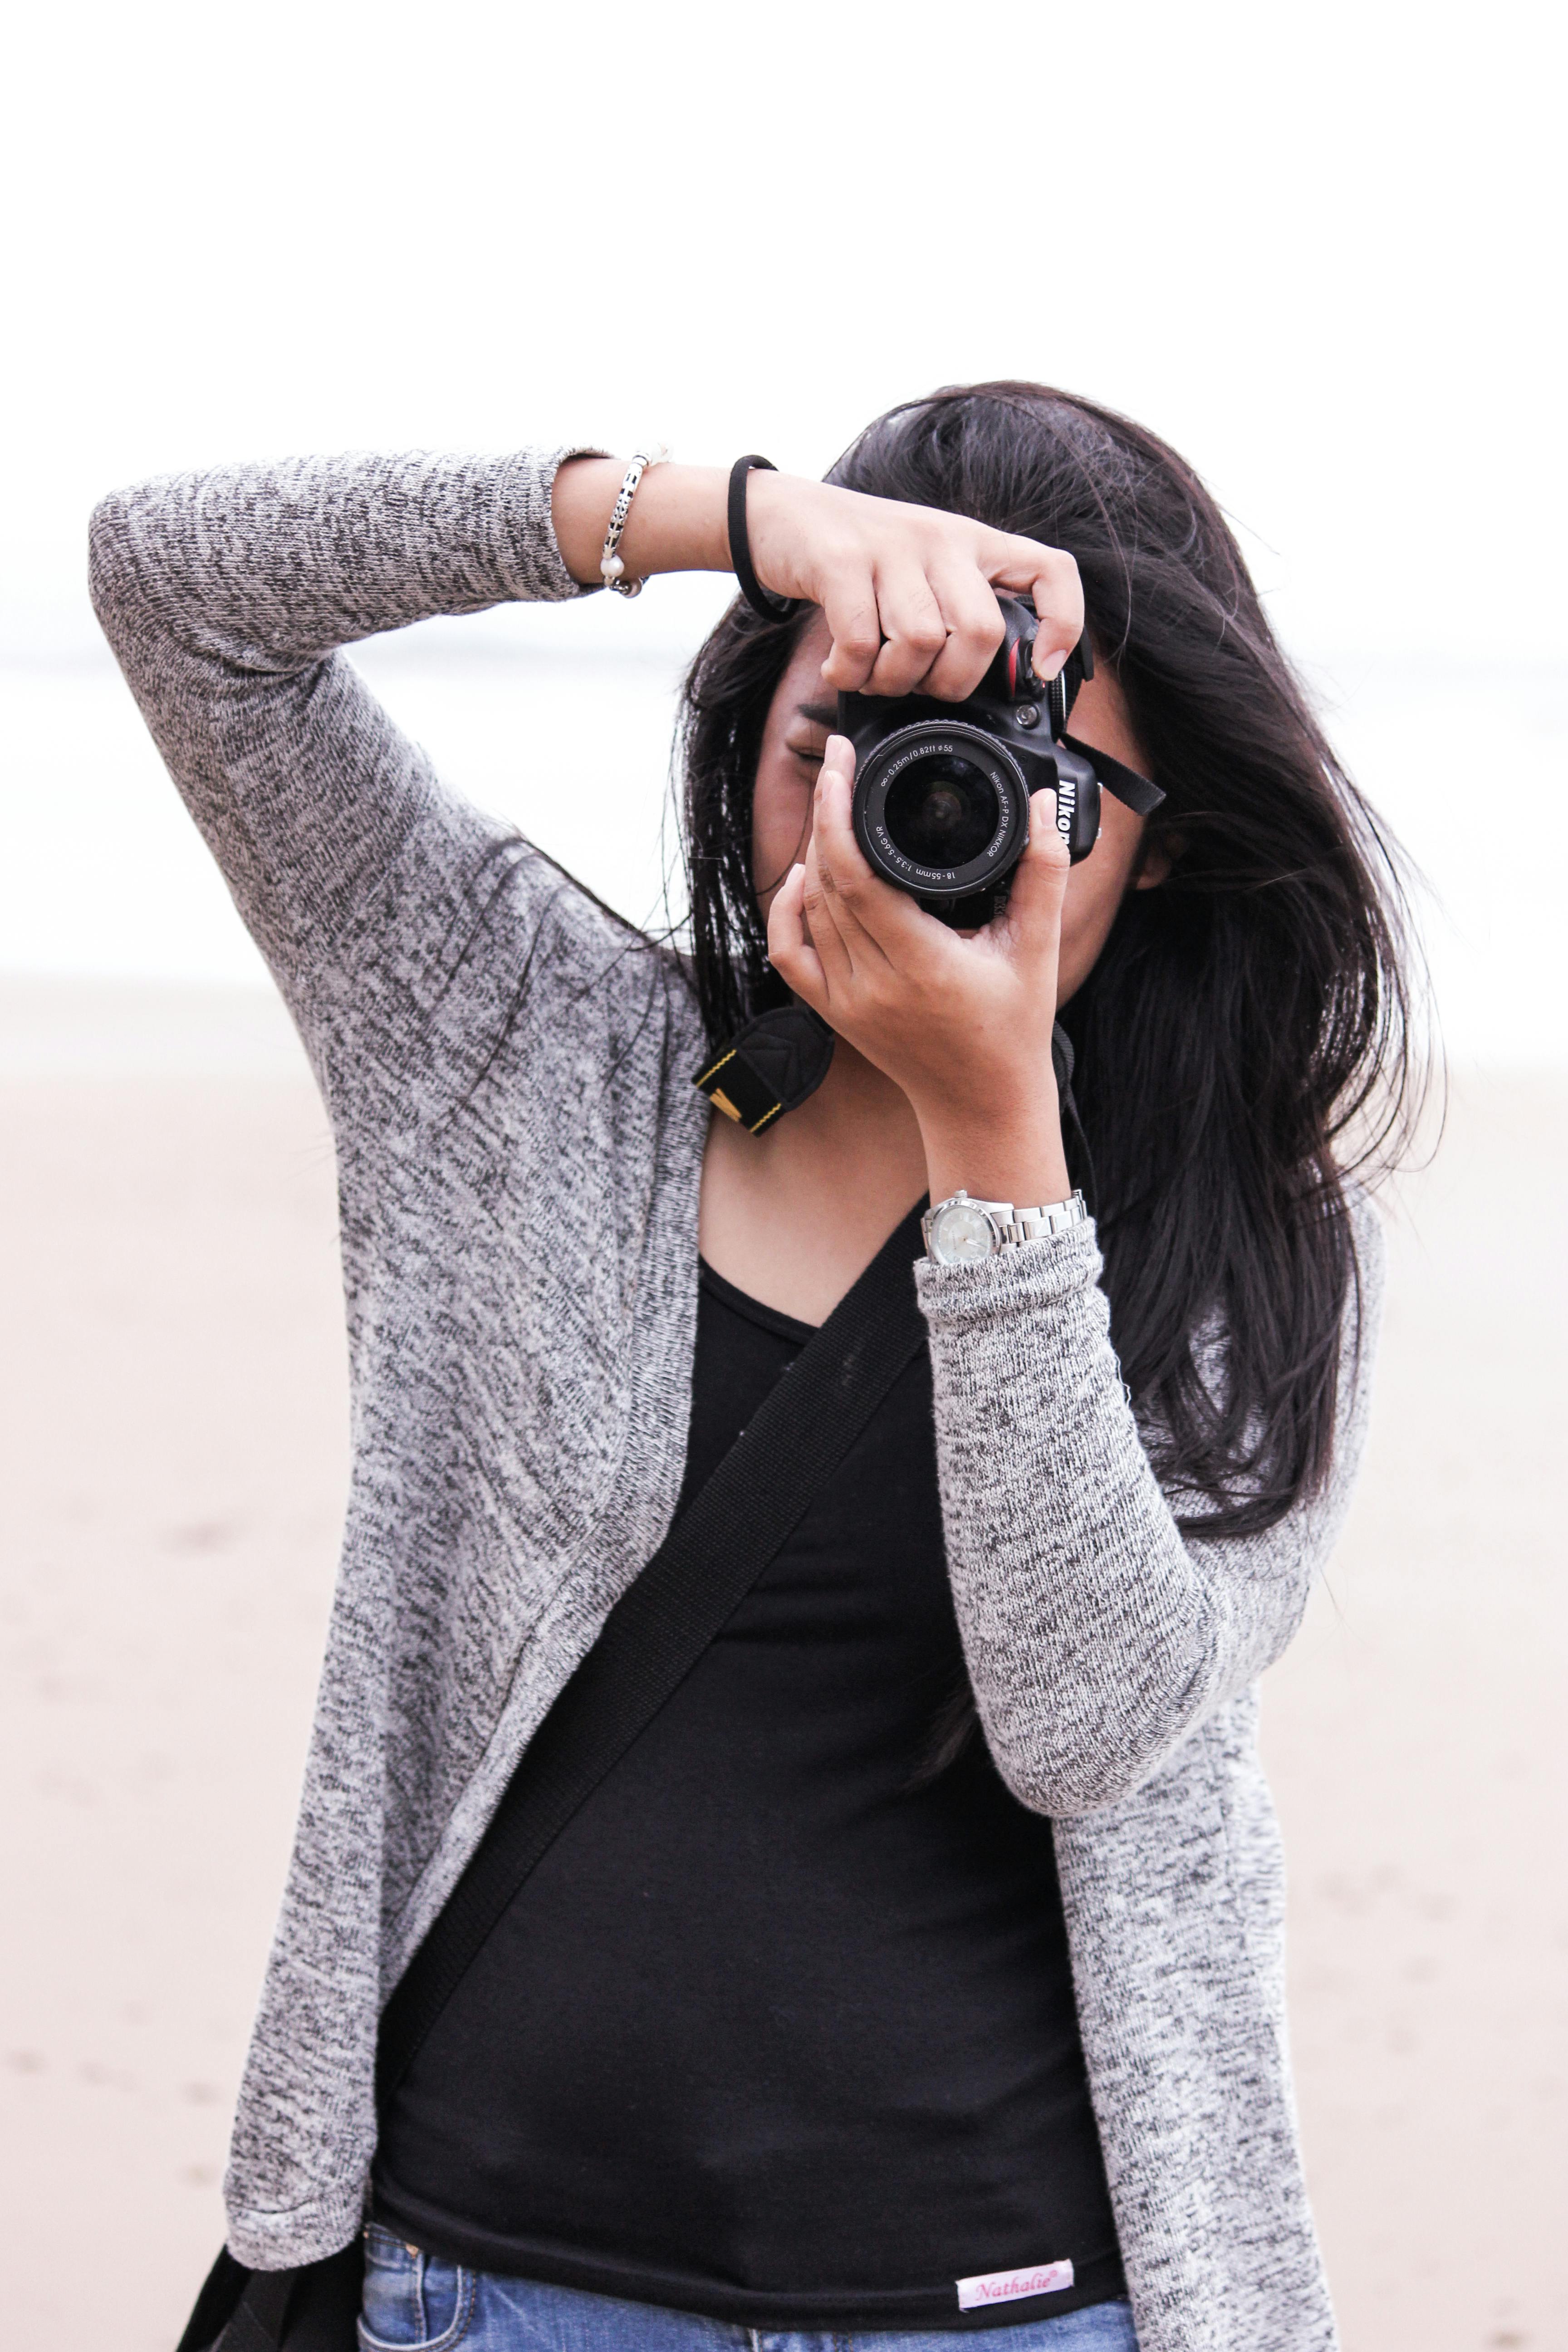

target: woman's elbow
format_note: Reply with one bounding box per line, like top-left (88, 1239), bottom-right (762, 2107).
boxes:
top-left (87, 488), bottom-right (147, 646)
top-left (985, 1716), bottom-right (1179, 1819)
top-left (980, 1650), bottom-right (1222, 1817)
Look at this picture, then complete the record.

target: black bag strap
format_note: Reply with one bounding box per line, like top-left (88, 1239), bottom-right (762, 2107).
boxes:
top-left (188, 1205), bottom-right (928, 2352)
top-left (376, 1200), bottom-right (927, 2106)
top-left (183, 2244), bottom-right (363, 2352)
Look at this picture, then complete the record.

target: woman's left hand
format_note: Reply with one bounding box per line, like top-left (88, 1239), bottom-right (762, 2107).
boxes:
top-left (767, 735), bottom-right (1074, 1210)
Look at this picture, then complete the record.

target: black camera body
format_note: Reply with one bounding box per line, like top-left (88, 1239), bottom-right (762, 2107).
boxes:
top-left (838, 595), bottom-right (1161, 927)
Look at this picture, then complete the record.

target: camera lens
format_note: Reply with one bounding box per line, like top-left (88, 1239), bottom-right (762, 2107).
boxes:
top-left (882, 753), bottom-right (1000, 871)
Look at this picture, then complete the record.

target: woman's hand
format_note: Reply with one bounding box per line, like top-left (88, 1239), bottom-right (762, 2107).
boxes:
top-left (742, 470), bottom-right (1083, 701)
top-left (768, 735), bottom-right (1075, 1210)
top-left (551, 458), bottom-right (1084, 703)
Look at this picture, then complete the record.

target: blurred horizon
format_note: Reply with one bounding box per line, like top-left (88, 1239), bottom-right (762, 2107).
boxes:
top-left (5, 613), bottom-right (1564, 1069)
top-left (5, 0), bottom-right (1563, 1062)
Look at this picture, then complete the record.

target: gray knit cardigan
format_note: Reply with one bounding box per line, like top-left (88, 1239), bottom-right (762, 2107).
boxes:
top-left (89, 448), bottom-right (1381, 2352)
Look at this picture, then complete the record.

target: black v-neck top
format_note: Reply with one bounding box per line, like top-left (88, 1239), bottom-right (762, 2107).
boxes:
top-left (373, 1259), bottom-right (1125, 2331)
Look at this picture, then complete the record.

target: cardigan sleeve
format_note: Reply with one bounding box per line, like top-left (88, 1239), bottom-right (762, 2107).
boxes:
top-left (916, 1190), bottom-right (1384, 1816)
top-left (87, 447), bottom-right (602, 1085)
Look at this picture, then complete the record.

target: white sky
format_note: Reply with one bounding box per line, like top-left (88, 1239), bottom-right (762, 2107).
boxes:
top-left (4, 0), bottom-right (1562, 660)
top-left (1, 0), bottom-right (1564, 1058)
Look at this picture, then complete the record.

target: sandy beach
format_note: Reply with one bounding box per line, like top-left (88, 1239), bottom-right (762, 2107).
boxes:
top-left (1, 977), bottom-right (1563, 2352)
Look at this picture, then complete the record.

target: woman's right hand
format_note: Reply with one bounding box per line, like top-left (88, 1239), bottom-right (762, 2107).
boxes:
top-left (550, 456), bottom-right (1083, 704)
top-left (740, 468), bottom-right (1083, 701)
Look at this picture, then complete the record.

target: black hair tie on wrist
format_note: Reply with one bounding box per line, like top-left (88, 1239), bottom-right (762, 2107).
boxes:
top-left (728, 455), bottom-right (802, 624)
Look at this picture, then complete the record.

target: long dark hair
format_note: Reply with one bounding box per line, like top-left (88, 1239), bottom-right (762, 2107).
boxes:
top-left (680, 382), bottom-right (1426, 1540)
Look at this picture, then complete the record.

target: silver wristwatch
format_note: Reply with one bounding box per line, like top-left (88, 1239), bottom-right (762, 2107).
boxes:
top-left (921, 1187), bottom-right (1090, 1265)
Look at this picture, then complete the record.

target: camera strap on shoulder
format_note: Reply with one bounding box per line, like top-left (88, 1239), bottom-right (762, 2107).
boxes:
top-left (693, 995), bottom-right (836, 1132)
top-left (180, 1204), bottom-right (928, 2352)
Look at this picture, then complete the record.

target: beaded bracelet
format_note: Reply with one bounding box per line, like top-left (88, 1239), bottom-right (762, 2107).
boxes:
top-left (599, 444), bottom-right (670, 598)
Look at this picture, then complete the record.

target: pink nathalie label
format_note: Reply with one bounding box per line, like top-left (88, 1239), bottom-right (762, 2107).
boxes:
top-left (956, 2259), bottom-right (1075, 2311)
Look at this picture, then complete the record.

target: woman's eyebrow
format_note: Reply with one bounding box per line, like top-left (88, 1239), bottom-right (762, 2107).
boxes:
top-left (794, 700), bottom-right (838, 729)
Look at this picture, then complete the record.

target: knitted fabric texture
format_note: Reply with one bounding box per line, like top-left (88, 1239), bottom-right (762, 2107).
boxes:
top-left (89, 448), bottom-right (1382, 2352)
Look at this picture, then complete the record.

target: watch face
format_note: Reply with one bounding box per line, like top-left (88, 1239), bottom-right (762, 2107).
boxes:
top-left (929, 1200), bottom-right (997, 1264)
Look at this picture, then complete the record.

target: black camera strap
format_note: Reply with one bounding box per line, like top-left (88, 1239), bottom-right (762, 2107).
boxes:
top-left (1061, 735), bottom-right (1165, 818)
top-left (693, 996), bottom-right (836, 1132)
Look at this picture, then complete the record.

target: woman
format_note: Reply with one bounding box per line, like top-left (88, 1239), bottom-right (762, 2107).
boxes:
top-left (90, 383), bottom-right (1416, 2352)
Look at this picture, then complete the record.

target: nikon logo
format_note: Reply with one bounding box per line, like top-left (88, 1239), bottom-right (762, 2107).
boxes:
top-left (1055, 777), bottom-right (1077, 838)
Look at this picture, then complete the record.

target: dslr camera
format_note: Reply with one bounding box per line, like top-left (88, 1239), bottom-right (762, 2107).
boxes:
top-left (839, 596), bottom-right (1163, 927)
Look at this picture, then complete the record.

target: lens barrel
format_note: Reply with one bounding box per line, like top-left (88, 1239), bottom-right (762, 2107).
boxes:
top-left (851, 722), bottom-right (1030, 906)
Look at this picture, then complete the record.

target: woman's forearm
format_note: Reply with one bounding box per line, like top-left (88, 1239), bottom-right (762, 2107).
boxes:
top-left (550, 457), bottom-right (733, 585)
top-left (92, 449), bottom-right (591, 676)
top-left (921, 1196), bottom-right (1385, 1817)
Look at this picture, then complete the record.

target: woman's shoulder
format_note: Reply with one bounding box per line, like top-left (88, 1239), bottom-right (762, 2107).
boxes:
top-left (316, 803), bottom-right (705, 1147)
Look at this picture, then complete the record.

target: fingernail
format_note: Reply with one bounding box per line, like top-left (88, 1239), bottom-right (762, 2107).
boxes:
top-left (1033, 646), bottom-right (1068, 682)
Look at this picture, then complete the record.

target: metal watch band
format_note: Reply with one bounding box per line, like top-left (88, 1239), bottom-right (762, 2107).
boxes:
top-left (1008, 1193), bottom-right (1090, 1243)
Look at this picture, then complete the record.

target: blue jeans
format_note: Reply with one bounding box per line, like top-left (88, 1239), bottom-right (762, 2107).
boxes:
top-left (357, 2227), bottom-right (1139, 2351)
